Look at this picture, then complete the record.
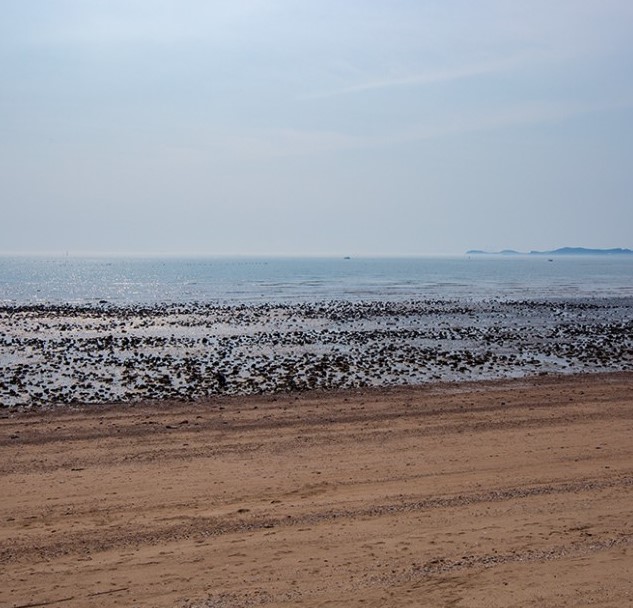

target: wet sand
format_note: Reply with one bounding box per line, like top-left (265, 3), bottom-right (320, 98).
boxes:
top-left (2, 372), bottom-right (632, 607)
top-left (2, 299), bottom-right (632, 407)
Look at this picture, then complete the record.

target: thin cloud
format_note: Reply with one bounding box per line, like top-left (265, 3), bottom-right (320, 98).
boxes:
top-left (220, 128), bottom-right (362, 159)
top-left (300, 52), bottom-right (551, 101)
top-left (225, 98), bottom-right (633, 160)
top-left (379, 98), bottom-right (633, 147)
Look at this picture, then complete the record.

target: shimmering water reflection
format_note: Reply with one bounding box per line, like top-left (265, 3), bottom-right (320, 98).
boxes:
top-left (0, 255), bottom-right (632, 304)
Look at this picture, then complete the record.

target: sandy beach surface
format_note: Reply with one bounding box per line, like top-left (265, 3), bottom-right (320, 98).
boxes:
top-left (1, 372), bottom-right (632, 607)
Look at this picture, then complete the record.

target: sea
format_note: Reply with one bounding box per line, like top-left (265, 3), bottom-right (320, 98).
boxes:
top-left (0, 254), bottom-right (632, 306)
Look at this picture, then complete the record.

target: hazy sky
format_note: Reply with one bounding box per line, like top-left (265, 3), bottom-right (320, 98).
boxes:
top-left (2, 1), bottom-right (633, 255)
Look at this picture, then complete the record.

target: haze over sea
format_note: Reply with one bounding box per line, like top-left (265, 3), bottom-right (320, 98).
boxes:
top-left (1, 255), bottom-right (632, 306)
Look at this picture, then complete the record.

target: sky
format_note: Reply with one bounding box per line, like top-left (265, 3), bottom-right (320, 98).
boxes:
top-left (1, 0), bottom-right (633, 256)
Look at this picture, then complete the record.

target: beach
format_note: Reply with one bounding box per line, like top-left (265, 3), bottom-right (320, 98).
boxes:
top-left (4, 0), bottom-right (633, 603)
top-left (2, 372), bottom-right (632, 607)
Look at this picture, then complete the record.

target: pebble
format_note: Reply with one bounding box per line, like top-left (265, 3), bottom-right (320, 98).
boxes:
top-left (0, 298), bottom-right (631, 408)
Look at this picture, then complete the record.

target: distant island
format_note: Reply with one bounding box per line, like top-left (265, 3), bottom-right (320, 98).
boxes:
top-left (466, 247), bottom-right (633, 256)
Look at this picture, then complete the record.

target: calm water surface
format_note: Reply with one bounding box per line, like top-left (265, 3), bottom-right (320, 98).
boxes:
top-left (0, 255), bottom-right (631, 305)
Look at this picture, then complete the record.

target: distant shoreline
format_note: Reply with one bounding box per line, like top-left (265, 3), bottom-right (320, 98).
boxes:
top-left (466, 247), bottom-right (633, 256)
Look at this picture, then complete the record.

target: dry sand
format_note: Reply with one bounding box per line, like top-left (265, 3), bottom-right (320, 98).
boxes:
top-left (1, 372), bottom-right (632, 607)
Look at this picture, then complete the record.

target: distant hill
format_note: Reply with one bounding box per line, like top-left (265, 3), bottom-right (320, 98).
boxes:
top-left (466, 247), bottom-right (633, 256)
top-left (531, 247), bottom-right (633, 256)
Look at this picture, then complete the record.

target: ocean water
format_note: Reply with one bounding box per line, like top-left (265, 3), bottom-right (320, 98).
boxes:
top-left (0, 255), bottom-right (632, 305)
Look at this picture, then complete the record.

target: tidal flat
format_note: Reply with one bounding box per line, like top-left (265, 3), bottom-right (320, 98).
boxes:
top-left (1, 298), bottom-right (632, 407)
